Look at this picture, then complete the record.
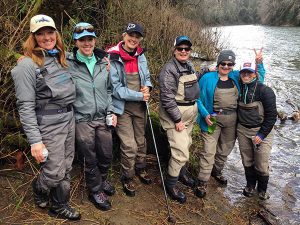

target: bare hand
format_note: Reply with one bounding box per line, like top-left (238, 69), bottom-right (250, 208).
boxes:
top-left (209, 65), bottom-right (217, 72)
top-left (205, 115), bottom-right (213, 126)
top-left (140, 86), bottom-right (150, 94)
top-left (253, 135), bottom-right (263, 145)
top-left (254, 48), bottom-right (263, 64)
top-left (175, 121), bottom-right (185, 131)
top-left (112, 114), bottom-right (117, 127)
top-left (31, 142), bottom-right (46, 163)
top-left (143, 92), bottom-right (150, 102)
top-left (104, 57), bottom-right (110, 72)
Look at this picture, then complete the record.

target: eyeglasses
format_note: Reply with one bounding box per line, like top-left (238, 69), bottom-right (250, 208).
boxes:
top-left (220, 62), bottom-right (235, 67)
top-left (176, 47), bottom-right (191, 52)
top-left (74, 25), bottom-right (95, 34)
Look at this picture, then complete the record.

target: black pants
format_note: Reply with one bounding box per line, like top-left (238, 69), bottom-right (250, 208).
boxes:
top-left (76, 120), bottom-right (113, 193)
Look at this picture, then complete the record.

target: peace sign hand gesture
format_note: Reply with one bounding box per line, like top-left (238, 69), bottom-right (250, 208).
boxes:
top-left (254, 47), bottom-right (263, 64)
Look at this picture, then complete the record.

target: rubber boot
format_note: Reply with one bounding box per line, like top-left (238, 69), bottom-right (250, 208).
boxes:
top-left (194, 179), bottom-right (207, 198)
top-left (165, 174), bottom-right (186, 204)
top-left (211, 166), bottom-right (227, 186)
top-left (178, 165), bottom-right (195, 188)
top-left (32, 178), bottom-right (49, 208)
top-left (257, 174), bottom-right (270, 200)
top-left (243, 166), bottom-right (257, 197)
top-left (49, 181), bottom-right (81, 220)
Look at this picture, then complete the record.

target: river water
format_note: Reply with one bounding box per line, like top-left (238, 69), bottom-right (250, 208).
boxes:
top-left (212, 25), bottom-right (300, 225)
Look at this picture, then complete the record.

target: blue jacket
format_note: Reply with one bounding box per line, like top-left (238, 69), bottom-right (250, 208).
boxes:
top-left (108, 45), bottom-right (152, 115)
top-left (196, 64), bottom-right (265, 132)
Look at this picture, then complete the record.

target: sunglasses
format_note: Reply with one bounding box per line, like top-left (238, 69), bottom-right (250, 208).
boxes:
top-left (176, 47), bottom-right (191, 52)
top-left (74, 25), bottom-right (95, 34)
top-left (220, 62), bottom-right (235, 67)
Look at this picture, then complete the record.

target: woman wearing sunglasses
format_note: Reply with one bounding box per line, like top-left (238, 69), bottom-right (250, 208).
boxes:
top-left (107, 23), bottom-right (153, 197)
top-left (66, 22), bottom-right (117, 211)
top-left (237, 61), bottom-right (276, 200)
top-left (158, 36), bottom-right (200, 203)
top-left (11, 15), bottom-right (80, 220)
top-left (195, 49), bottom-right (265, 198)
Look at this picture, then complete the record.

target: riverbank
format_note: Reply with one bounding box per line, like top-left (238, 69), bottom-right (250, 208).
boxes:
top-left (0, 155), bottom-right (280, 225)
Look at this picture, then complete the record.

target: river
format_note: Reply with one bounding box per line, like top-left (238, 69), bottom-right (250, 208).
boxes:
top-left (211, 25), bottom-right (300, 225)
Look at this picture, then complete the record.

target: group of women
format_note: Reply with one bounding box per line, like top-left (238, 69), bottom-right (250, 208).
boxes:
top-left (11, 14), bottom-right (277, 220)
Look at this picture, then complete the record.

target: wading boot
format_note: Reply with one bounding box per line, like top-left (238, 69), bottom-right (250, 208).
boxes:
top-left (102, 178), bottom-right (116, 196)
top-left (257, 174), bottom-right (270, 200)
top-left (258, 191), bottom-right (270, 200)
top-left (243, 166), bottom-right (257, 197)
top-left (178, 166), bottom-right (195, 188)
top-left (136, 168), bottom-right (152, 185)
top-left (121, 176), bottom-right (135, 197)
top-left (243, 186), bottom-right (255, 197)
top-left (165, 174), bottom-right (186, 204)
top-left (32, 178), bottom-right (49, 208)
top-left (194, 180), bottom-right (207, 198)
top-left (89, 191), bottom-right (111, 211)
top-left (211, 167), bottom-right (227, 186)
top-left (49, 181), bottom-right (81, 220)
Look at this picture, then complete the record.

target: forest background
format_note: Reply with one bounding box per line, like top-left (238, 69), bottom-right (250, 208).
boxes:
top-left (0, 0), bottom-right (299, 165)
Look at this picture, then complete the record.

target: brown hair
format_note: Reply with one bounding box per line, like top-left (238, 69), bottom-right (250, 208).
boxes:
top-left (23, 31), bottom-right (68, 68)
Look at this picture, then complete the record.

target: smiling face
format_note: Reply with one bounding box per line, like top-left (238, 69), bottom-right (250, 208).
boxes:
top-left (75, 36), bottom-right (96, 56)
top-left (122, 32), bottom-right (142, 52)
top-left (240, 70), bottom-right (257, 83)
top-left (174, 44), bottom-right (191, 63)
top-left (218, 61), bottom-right (235, 77)
top-left (34, 27), bottom-right (57, 50)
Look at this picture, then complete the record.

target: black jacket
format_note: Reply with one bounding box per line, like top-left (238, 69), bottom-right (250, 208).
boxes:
top-left (238, 80), bottom-right (277, 139)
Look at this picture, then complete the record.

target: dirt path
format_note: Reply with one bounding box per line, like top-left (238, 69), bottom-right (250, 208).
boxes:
top-left (0, 156), bottom-right (275, 225)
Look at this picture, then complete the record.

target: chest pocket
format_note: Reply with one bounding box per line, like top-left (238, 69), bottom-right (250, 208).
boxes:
top-left (176, 73), bottom-right (200, 102)
top-left (35, 62), bottom-right (75, 109)
top-left (238, 101), bottom-right (264, 126)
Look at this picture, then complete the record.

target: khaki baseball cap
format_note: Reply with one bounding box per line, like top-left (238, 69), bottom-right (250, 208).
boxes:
top-left (30, 15), bottom-right (56, 33)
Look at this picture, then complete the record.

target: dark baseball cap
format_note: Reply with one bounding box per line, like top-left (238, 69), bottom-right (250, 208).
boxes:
top-left (174, 36), bottom-right (192, 47)
top-left (124, 23), bottom-right (144, 37)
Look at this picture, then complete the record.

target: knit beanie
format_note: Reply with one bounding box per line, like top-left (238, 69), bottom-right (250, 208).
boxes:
top-left (217, 50), bottom-right (236, 66)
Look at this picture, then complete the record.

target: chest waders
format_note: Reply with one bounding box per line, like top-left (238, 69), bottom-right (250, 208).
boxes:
top-left (196, 81), bottom-right (238, 197)
top-left (32, 59), bottom-right (80, 220)
top-left (160, 61), bottom-right (199, 204)
top-left (237, 97), bottom-right (273, 200)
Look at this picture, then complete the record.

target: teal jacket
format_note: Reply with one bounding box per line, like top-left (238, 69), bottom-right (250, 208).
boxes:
top-left (196, 63), bottom-right (265, 132)
top-left (67, 48), bottom-right (114, 122)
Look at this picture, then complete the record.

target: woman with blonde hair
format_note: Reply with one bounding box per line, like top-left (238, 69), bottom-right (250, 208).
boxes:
top-left (11, 14), bottom-right (80, 220)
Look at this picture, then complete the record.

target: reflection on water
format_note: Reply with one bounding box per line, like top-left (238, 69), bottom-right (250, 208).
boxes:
top-left (215, 25), bottom-right (300, 225)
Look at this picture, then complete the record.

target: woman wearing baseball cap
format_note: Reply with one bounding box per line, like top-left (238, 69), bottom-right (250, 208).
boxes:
top-left (195, 49), bottom-right (266, 198)
top-left (107, 23), bottom-right (153, 197)
top-left (66, 22), bottom-right (117, 211)
top-left (11, 15), bottom-right (80, 220)
top-left (158, 35), bottom-right (199, 203)
top-left (237, 60), bottom-right (277, 200)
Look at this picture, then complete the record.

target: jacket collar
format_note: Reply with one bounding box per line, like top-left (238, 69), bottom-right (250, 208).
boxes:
top-left (68, 47), bottom-right (107, 62)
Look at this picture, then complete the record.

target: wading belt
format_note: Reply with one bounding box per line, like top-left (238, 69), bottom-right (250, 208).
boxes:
top-left (36, 104), bottom-right (73, 116)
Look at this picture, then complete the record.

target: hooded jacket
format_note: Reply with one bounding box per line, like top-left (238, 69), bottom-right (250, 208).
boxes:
top-left (67, 48), bottom-right (114, 122)
top-left (107, 41), bottom-right (152, 115)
